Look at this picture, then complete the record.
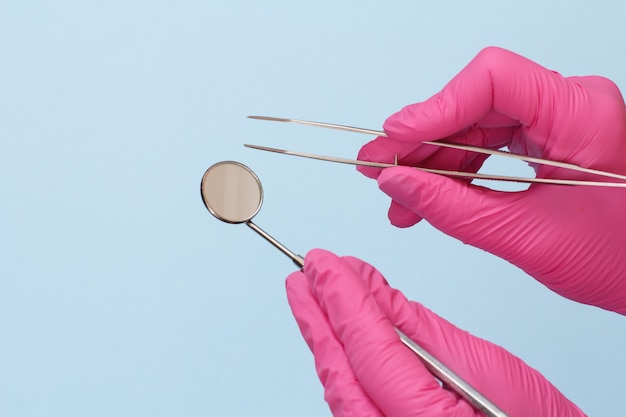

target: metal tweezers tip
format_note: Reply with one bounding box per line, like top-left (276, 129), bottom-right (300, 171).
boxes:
top-left (243, 144), bottom-right (287, 154)
top-left (247, 115), bottom-right (292, 122)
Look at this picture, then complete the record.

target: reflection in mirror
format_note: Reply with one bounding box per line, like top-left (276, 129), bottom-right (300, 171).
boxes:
top-left (201, 161), bottom-right (263, 224)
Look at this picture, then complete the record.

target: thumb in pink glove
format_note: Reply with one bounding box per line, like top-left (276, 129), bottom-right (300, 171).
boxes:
top-left (286, 249), bottom-right (587, 417)
top-left (357, 47), bottom-right (626, 315)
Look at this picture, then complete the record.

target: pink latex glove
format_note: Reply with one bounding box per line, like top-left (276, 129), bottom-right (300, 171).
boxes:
top-left (286, 249), bottom-right (587, 417)
top-left (357, 47), bottom-right (626, 315)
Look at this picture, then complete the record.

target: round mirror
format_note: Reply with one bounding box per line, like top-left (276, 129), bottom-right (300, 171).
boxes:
top-left (200, 161), bottom-right (263, 224)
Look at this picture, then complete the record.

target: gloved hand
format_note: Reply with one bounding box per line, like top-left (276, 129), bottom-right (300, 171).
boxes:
top-left (286, 249), bottom-right (586, 417)
top-left (357, 46), bottom-right (626, 315)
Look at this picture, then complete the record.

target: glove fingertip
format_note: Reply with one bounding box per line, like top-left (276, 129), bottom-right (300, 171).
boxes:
top-left (356, 137), bottom-right (392, 179)
top-left (388, 200), bottom-right (423, 228)
top-left (285, 272), bottom-right (311, 314)
top-left (382, 111), bottom-right (414, 141)
top-left (356, 164), bottom-right (382, 179)
top-left (285, 270), bottom-right (305, 294)
top-left (303, 248), bottom-right (337, 274)
top-left (378, 167), bottom-right (427, 213)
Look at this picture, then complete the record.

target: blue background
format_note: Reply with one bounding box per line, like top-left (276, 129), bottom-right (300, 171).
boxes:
top-left (1, 1), bottom-right (625, 416)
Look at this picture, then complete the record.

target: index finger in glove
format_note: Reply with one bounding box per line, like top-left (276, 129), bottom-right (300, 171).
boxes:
top-left (286, 271), bottom-right (384, 417)
top-left (382, 46), bottom-right (567, 144)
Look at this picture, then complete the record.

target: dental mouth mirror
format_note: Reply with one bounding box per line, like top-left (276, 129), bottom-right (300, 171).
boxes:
top-left (200, 160), bottom-right (304, 268)
top-left (200, 160), bottom-right (508, 417)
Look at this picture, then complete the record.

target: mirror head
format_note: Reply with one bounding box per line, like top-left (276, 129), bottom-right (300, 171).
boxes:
top-left (200, 161), bottom-right (263, 224)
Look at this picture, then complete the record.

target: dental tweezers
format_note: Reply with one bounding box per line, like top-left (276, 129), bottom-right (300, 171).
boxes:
top-left (246, 115), bottom-right (626, 187)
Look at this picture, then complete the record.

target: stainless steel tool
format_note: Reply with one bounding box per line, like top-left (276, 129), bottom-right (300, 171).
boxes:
top-left (247, 115), bottom-right (626, 187)
top-left (200, 160), bottom-right (510, 417)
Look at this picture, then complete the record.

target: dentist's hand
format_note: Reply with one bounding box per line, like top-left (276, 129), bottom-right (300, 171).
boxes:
top-left (358, 47), bottom-right (626, 314)
top-left (286, 249), bottom-right (586, 417)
